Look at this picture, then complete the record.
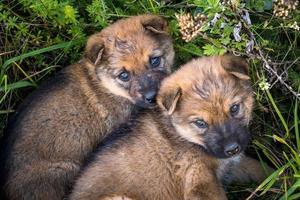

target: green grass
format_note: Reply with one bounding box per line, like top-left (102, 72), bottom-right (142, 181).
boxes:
top-left (1, 0), bottom-right (300, 199)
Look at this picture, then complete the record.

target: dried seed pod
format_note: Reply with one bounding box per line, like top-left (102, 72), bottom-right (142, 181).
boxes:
top-left (273, 0), bottom-right (299, 19)
top-left (176, 13), bottom-right (207, 42)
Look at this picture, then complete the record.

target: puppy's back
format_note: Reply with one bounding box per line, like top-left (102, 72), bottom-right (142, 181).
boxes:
top-left (70, 110), bottom-right (185, 200)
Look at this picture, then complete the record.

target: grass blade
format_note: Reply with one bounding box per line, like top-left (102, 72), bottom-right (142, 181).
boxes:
top-left (257, 165), bottom-right (285, 193)
top-left (0, 80), bottom-right (35, 92)
top-left (279, 179), bottom-right (300, 200)
top-left (294, 96), bottom-right (299, 151)
top-left (1, 41), bottom-right (75, 73)
top-left (266, 90), bottom-right (289, 137)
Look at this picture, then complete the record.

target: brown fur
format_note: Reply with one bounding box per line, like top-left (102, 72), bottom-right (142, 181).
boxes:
top-left (69, 56), bottom-right (270, 200)
top-left (1, 15), bottom-right (174, 200)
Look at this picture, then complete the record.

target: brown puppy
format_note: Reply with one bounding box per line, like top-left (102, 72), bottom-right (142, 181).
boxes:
top-left (69, 55), bottom-right (268, 200)
top-left (1, 15), bottom-right (174, 200)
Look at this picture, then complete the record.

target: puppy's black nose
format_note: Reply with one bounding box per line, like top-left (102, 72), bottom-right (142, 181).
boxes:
top-left (144, 91), bottom-right (156, 104)
top-left (225, 143), bottom-right (240, 156)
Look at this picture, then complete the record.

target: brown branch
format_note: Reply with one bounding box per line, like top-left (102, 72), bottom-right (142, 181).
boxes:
top-left (237, 9), bottom-right (300, 101)
top-left (255, 47), bottom-right (300, 101)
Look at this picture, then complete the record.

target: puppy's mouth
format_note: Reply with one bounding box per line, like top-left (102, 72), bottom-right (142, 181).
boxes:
top-left (223, 142), bottom-right (243, 157)
top-left (135, 98), bottom-right (157, 108)
top-left (205, 144), bottom-right (245, 159)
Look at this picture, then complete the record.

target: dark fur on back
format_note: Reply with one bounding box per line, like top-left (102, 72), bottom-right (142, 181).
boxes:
top-left (0, 70), bottom-right (71, 198)
top-left (80, 108), bottom-right (143, 170)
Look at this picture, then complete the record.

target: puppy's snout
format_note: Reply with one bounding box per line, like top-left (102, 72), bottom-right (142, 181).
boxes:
top-left (132, 71), bottom-right (167, 108)
top-left (144, 90), bottom-right (157, 104)
top-left (224, 143), bottom-right (240, 156)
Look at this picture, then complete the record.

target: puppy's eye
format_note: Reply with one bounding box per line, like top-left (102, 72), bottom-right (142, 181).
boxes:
top-left (193, 119), bottom-right (208, 129)
top-left (118, 70), bottom-right (130, 82)
top-left (230, 103), bottom-right (240, 116)
top-left (149, 56), bottom-right (161, 68)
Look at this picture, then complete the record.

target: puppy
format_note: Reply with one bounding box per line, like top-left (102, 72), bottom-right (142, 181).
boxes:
top-left (69, 55), bottom-right (269, 200)
top-left (1, 15), bottom-right (174, 200)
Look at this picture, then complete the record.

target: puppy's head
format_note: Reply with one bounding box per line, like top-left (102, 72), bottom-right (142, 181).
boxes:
top-left (85, 15), bottom-right (174, 108)
top-left (157, 55), bottom-right (254, 158)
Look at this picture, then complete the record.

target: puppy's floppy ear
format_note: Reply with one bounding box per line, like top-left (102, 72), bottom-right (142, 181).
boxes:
top-left (221, 55), bottom-right (250, 80)
top-left (141, 15), bottom-right (168, 34)
top-left (157, 84), bottom-right (182, 115)
top-left (85, 33), bottom-right (105, 65)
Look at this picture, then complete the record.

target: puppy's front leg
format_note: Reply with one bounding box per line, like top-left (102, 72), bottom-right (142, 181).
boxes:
top-left (184, 166), bottom-right (227, 200)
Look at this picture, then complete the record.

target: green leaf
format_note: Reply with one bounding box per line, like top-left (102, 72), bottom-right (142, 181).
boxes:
top-left (181, 43), bottom-right (203, 56)
top-left (221, 36), bottom-right (231, 45)
top-left (207, 0), bottom-right (220, 7)
top-left (0, 80), bottom-right (35, 92)
top-left (203, 44), bottom-right (226, 56)
top-left (86, 0), bottom-right (109, 27)
top-left (193, 0), bottom-right (208, 8)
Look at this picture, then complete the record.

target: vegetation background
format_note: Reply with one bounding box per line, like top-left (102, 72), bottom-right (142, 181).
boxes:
top-left (0, 0), bottom-right (299, 199)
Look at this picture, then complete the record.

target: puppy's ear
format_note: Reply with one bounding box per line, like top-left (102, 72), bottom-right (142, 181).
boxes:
top-left (221, 55), bottom-right (250, 80)
top-left (85, 33), bottom-right (105, 65)
top-left (141, 15), bottom-right (168, 34)
top-left (157, 85), bottom-right (182, 115)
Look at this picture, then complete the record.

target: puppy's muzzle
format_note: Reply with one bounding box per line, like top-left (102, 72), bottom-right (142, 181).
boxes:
top-left (132, 71), bottom-right (168, 108)
top-left (205, 119), bottom-right (250, 158)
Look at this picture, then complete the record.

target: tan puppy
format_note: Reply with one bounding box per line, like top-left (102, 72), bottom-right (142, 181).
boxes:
top-left (69, 56), bottom-right (268, 200)
top-left (1, 15), bottom-right (174, 200)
